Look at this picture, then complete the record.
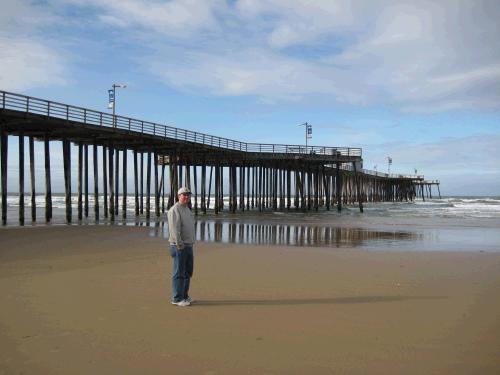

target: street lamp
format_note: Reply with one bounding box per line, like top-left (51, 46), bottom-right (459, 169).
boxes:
top-left (108, 83), bottom-right (127, 128)
top-left (298, 122), bottom-right (312, 153)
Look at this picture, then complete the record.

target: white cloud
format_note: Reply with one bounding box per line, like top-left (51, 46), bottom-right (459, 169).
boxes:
top-left (0, 0), bottom-right (57, 28)
top-left (0, 0), bottom-right (69, 91)
top-left (65, 0), bottom-right (223, 38)
top-left (145, 45), bottom-right (387, 107)
top-left (0, 36), bottom-right (68, 91)
top-left (235, 0), bottom-right (360, 48)
top-left (2, 0), bottom-right (500, 112)
top-left (136, 0), bottom-right (500, 111)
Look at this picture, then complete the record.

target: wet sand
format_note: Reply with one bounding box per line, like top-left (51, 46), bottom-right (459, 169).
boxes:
top-left (1, 225), bottom-right (500, 374)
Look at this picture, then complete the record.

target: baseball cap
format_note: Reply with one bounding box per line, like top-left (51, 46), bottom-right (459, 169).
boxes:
top-left (177, 187), bottom-right (191, 195)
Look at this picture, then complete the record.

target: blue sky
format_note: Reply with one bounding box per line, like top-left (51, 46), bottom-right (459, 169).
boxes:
top-left (1, 0), bottom-right (499, 195)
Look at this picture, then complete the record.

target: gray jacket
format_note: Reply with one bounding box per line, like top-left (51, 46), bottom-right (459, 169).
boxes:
top-left (167, 202), bottom-right (195, 247)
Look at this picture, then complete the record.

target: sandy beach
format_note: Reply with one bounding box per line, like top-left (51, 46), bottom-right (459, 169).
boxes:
top-left (1, 225), bottom-right (499, 374)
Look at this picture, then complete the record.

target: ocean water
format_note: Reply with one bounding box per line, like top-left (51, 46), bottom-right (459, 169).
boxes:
top-left (2, 195), bottom-right (500, 252)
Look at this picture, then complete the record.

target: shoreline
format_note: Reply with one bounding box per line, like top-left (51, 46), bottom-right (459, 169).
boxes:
top-left (1, 225), bottom-right (500, 374)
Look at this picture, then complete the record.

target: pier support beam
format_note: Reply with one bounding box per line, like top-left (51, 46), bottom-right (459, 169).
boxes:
top-left (29, 136), bottom-right (36, 222)
top-left (62, 139), bottom-right (72, 223)
top-left (201, 163), bottom-right (207, 214)
top-left (78, 143), bottom-right (83, 220)
top-left (18, 134), bottom-right (24, 225)
top-left (108, 146), bottom-right (114, 221)
top-left (103, 145), bottom-right (108, 218)
top-left (44, 136), bottom-right (52, 222)
top-left (93, 142), bottom-right (99, 220)
top-left (154, 151), bottom-right (159, 217)
top-left (247, 166), bottom-right (251, 210)
top-left (134, 150), bottom-right (139, 216)
top-left (84, 145), bottom-right (89, 218)
top-left (353, 161), bottom-right (364, 213)
top-left (207, 165), bottom-right (213, 211)
top-left (214, 164), bottom-right (220, 215)
top-left (193, 164), bottom-right (198, 215)
top-left (336, 163), bottom-right (342, 212)
top-left (161, 163), bottom-right (166, 214)
top-left (1, 132), bottom-right (7, 225)
top-left (114, 147), bottom-right (119, 216)
top-left (123, 149), bottom-right (127, 219)
top-left (140, 153), bottom-right (144, 214)
top-left (146, 151), bottom-right (151, 219)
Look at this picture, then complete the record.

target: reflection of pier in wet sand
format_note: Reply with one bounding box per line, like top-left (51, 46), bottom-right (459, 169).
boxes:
top-left (151, 220), bottom-right (422, 248)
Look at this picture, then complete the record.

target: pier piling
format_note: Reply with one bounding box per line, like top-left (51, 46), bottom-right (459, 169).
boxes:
top-left (0, 90), bottom-right (440, 225)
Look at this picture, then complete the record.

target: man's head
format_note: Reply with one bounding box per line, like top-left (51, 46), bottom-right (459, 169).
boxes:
top-left (177, 187), bottom-right (192, 205)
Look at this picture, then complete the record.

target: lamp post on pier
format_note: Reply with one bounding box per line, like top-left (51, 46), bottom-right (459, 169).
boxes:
top-left (299, 122), bottom-right (312, 153)
top-left (108, 83), bottom-right (127, 128)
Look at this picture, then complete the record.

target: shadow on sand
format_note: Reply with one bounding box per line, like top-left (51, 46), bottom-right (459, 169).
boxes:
top-left (194, 295), bottom-right (446, 306)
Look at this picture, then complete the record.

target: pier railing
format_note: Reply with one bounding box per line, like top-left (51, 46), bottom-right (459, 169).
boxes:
top-left (332, 163), bottom-right (425, 179)
top-left (360, 169), bottom-right (425, 180)
top-left (1, 90), bottom-right (362, 157)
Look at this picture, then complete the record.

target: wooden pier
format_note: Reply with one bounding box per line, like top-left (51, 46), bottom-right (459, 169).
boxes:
top-left (0, 90), bottom-right (439, 225)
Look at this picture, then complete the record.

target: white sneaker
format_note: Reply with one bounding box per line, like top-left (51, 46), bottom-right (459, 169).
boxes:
top-left (171, 300), bottom-right (191, 307)
top-left (185, 296), bottom-right (194, 303)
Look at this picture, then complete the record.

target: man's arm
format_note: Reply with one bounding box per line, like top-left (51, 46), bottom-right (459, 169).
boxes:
top-left (168, 207), bottom-right (185, 249)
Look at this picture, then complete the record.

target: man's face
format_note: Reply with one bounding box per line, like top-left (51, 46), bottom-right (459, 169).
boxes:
top-left (178, 193), bottom-right (191, 205)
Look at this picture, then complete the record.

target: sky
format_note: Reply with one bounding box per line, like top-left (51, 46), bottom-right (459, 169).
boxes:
top-left (1, 0), bottom-right (499, 196)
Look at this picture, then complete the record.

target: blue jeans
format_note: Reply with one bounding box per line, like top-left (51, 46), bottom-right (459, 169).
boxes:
top-left (169, 244), bottom-right (194, 302)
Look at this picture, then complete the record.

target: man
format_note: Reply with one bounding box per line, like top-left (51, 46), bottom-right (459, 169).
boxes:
top-left (167, 187), bottom-right (195, 307)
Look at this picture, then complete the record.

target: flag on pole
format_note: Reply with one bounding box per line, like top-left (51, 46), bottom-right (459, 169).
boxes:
top-left (388, 157), bottom-right (392, 164)
top-left (108, 89), bottom-right (114, 109)
top-left (307, 124), bottom-right (312, 138)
